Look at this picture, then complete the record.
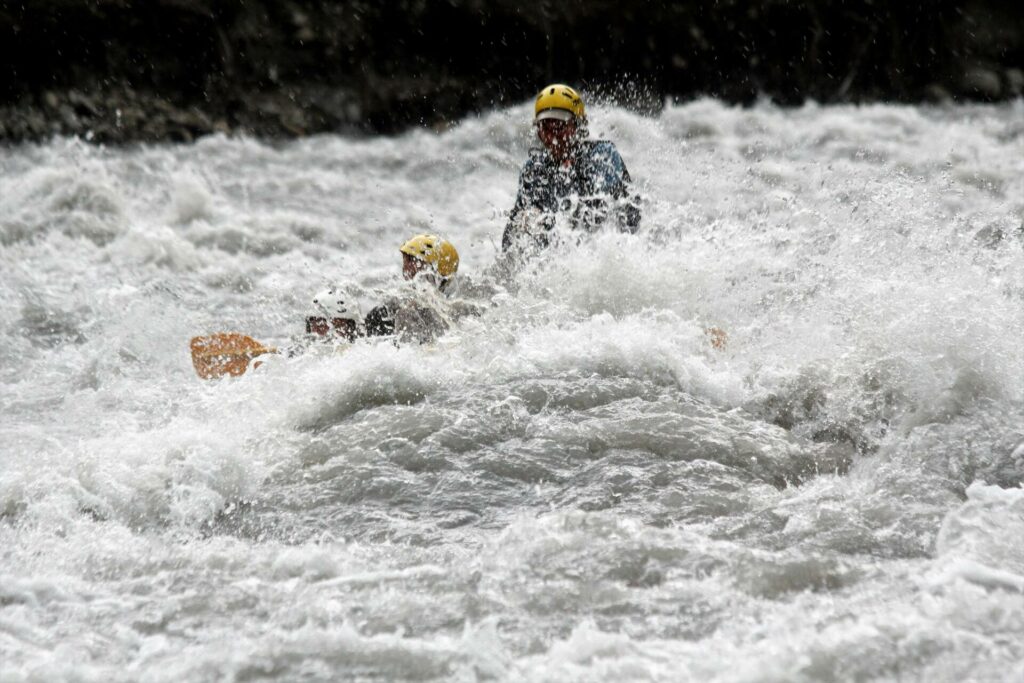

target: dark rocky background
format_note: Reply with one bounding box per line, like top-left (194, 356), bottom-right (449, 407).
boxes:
top-left (1, 0), bottom-right (1022, 143)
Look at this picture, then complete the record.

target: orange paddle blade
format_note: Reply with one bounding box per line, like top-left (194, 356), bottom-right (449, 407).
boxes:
top-left (190, 333), bottom-right (277, 379)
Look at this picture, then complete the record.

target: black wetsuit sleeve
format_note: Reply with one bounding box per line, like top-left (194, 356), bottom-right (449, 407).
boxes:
top-left (502, 163), bottom-right (531, 251)
top-left (364, 304), bottom-right (394, 336)
top-left (618, 166), bottom-right (642, 232)
top-left (593, 142), bottom-right (641, 232)
top-left (502, 155), bottom-right (549, 251)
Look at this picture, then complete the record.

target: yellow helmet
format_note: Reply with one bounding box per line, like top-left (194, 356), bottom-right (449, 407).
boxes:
top-left (534, 84), bottom-right (585, 122)
top-left (400, 234), bottom-right (459, 278)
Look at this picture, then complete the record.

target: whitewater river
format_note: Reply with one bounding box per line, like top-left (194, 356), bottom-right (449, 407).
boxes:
top-left (2, 99), bottom-right (1024, 681)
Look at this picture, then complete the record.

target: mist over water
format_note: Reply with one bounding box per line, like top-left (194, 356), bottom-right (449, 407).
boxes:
top-left (3, 100), bottom-right (1024, 681)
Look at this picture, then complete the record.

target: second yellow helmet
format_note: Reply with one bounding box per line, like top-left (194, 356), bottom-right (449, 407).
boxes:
top-left (534, 84), bottom-right (585, 122)
top-left (399, 234), bottom-right (459, 278)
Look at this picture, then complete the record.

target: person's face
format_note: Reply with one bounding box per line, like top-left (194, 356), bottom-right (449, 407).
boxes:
top-left (536, 118), bottom-right (577, 161)
top-left (306, 316), bottom-right (330, 336)
top-left (403, 253), bottom-right (430, 281)
top-left (306, 316), bottom-right (356, 341)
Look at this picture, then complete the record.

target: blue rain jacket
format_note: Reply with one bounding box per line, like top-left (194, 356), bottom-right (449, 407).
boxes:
top-left (502, 140), bottom-right (641, 251)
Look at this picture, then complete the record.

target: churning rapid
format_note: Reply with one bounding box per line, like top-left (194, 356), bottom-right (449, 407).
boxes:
top-left (2, 99), bottom-right (1024, 682)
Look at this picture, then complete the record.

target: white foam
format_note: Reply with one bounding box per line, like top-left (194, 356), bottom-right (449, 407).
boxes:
top-left (3, 99), bottom-right (1024, 678)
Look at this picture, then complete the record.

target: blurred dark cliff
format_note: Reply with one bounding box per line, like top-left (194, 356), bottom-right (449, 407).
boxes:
top-left (1, 0), bottom-right (1022, 143)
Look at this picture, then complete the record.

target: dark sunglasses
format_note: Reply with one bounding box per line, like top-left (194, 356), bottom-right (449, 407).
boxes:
top-left (305, 316), bottom-right (329, 335)
top-left (306, 316), bottom-right (358, 340)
